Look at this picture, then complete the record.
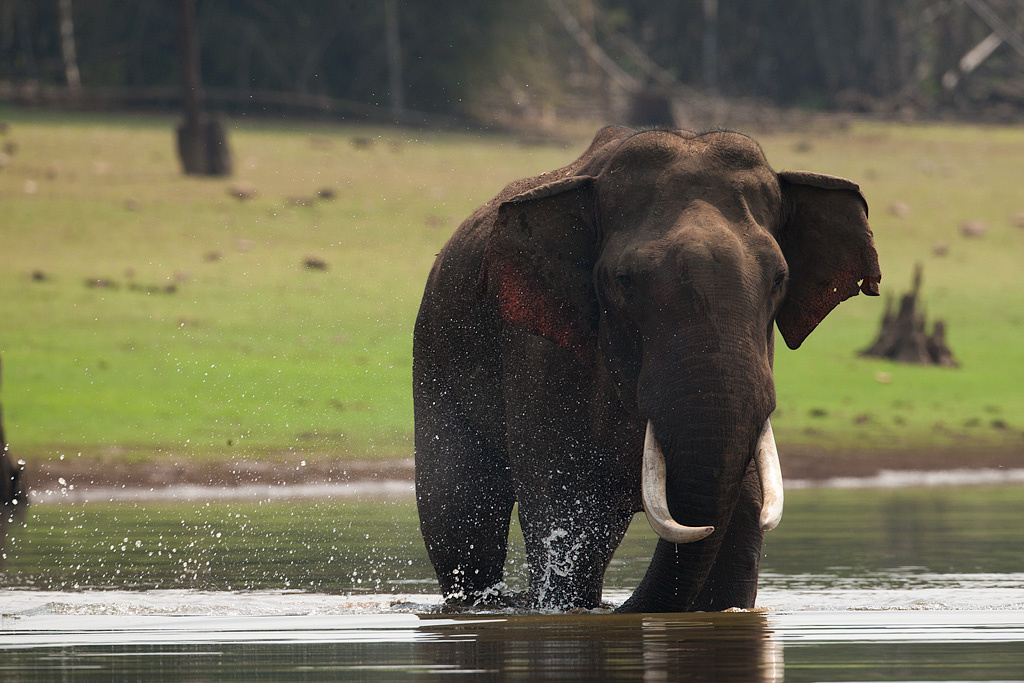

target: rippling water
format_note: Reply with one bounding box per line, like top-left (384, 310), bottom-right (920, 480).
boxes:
top-left (2, 483), bottom-right (1023, 680)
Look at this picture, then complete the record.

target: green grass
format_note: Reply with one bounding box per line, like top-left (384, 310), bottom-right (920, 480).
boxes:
top-left (1, 111), bottom-right (1023, 468)
top-left (767, 123), bottom-right (1024, 450)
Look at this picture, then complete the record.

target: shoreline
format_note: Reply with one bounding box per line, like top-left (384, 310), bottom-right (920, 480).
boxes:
top-left (24, 467), bottom-right (1024, 505)
top-left (12, 443), bottom-right (1024, 503)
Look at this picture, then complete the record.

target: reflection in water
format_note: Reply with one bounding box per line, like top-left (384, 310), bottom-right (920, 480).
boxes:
top-left (0, 610), bottom-right (783, 682)
top-left (758, 485), bottom-right (1024, 578)
top-left (4, 607), bottom-right (1024, 680)
top-left (641, 613), bottom-right (782, 683)
top-left (412, 612), bottom-right (781, 682)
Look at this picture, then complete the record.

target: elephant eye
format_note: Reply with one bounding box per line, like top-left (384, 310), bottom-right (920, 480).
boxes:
top-left (772, 270), bottom-right (787, 292)
top-left (615, 273), bottom-right (633, 290)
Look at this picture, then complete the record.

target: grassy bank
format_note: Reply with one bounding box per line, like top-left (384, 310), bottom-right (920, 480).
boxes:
top-left (767, 124), bottom-right (1024, 452)
top-left (1, 110), bottom-right (1022, 468)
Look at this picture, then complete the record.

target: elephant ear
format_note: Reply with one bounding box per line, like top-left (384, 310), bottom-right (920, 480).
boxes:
top-left (775, 171), bottom-right (882, 350)
top-left (484, 175), bottom-right (600, 364)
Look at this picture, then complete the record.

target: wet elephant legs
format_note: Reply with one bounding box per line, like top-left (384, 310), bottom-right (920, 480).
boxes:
top-left (416, 400), bottom-right (515, 603)
top-left (502, 336), bottom-right (637, 609)
top-left (517, 498), bottom-right (634, 609)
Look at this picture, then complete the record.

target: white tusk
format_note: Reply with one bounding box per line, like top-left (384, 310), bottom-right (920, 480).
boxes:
top-left (754, 418), bottom-right (784, 531)
top-left (642, 421), bottom-right (715, 544)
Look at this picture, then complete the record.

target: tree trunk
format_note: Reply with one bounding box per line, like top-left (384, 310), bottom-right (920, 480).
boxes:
top-left (13, 0), bottom-right (37, 81)
top-left (384, 0), bottom-right (403, 119)
top-left (175, 0), bottom-right (231, 176)
top-left (578, 0), bottom-right (609, 114)
top-left (701, 0), bottom-right (718, 92)
top-left (58, 0), bottom-right (81, 93)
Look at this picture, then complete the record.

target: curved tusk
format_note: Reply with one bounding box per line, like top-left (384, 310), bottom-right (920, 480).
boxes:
top-left (754, 418), bottom-right (784, 531)
top-left (642, 421), bottom-right (715, 544)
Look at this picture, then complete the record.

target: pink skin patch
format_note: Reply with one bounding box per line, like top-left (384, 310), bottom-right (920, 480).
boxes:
top-left (494, 260), bottom-right (593, 365)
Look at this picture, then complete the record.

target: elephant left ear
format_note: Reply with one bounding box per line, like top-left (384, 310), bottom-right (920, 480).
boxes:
top-left (483, 175), bottom-right (600, 364)
top-left (775, 171), bottom-right (882, 350)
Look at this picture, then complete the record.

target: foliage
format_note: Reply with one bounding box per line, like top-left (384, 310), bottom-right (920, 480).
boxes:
top-left (605, 0), bottom-right (920, 104)
top-left (0, 0), bottom-right (554, 117)
top-left (2, 1), bottom-right (1024, 120)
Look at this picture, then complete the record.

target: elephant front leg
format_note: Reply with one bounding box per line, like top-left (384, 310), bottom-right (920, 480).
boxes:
top-left (415, 414), bottom-right (516, 606)
top-left (518, 499), bottom-right (633, 610)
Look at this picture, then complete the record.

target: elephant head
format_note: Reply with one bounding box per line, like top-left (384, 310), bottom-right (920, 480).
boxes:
top-left (484, 129), bottom-right (879, 611)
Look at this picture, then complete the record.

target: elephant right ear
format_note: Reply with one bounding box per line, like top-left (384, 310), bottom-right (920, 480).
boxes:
top-left (775, 171), bottom-right (881, 350)
top-left (483, 175), bottom-right (600, 364)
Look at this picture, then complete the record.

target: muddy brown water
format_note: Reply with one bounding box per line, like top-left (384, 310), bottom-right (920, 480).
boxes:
top-left (2, 479), bottom-right (1023, 681)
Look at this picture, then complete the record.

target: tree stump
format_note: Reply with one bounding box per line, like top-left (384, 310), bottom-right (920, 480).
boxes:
top-left (176, 116), bottom-right (232, 176)
top-left (628, 88), bottom-right (676, 127)
top-left (860, 265), bottom-right (958, 367)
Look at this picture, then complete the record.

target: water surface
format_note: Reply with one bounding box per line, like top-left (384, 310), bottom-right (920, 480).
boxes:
top-left (2, 484), bottom-right (1023, 681)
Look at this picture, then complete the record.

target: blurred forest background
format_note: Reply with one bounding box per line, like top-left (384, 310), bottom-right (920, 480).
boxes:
top-left (3, 0), bottom-right (1024, 131)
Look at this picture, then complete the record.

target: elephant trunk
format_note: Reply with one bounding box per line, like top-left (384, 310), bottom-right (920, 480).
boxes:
top-left (642, 418), bottom-right (783, 541)
top-left (611, 312), bottom-right (782, 613)
top-left (618, 393), bottom-right (779, 613)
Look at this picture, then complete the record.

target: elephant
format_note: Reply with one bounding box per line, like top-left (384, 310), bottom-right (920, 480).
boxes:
top-left (413, 125), bottom-right (880, 613)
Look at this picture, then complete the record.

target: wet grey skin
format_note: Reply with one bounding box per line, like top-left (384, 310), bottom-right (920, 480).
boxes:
top-left (413, 125), bottom-right (880, 612)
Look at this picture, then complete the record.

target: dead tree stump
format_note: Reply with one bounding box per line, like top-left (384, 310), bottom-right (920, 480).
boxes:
top-left (861, 265), bottom-right (958, 367)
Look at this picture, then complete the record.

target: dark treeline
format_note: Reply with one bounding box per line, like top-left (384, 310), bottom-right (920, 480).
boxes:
top-left (618, 0), bottom-right (1024, 116)
top-left (2, 0), bottom-right (1022, 123)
